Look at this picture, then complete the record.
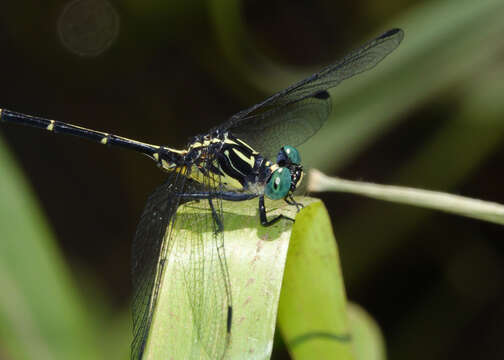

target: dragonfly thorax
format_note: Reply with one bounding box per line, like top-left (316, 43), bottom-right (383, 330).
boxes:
top-left (175, 132), bottom-right (262, 191)
top-left (153, 132), bottom-right (303, 200)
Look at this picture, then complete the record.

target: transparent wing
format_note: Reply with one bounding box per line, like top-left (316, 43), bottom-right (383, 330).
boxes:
top-left (220, 28), bottom-right (404, 160)
top-left (231, 92), bottom-right (331, 161)
top-left (176, 174), bottom-right (228, 359)
top-left (175, 145), bottom-right (231, 359)
top-left (131, 168), bottom-right (188, 359)
top-left (131, 154), bottom-right (232, 359)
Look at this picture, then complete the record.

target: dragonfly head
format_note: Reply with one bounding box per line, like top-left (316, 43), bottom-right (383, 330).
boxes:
top-left (265, 146), bottom-right (303, 200)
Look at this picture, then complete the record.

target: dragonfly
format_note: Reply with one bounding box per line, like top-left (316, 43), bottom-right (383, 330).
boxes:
top-left (0, 28), bottom-right (403, 359)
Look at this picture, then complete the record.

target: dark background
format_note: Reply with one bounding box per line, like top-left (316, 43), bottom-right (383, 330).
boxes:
top-left (1, 0), bottom-right (504, 359)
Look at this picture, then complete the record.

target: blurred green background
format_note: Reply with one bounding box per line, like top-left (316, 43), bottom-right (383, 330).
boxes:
top-left (1, 0), bottom-right (504, 359)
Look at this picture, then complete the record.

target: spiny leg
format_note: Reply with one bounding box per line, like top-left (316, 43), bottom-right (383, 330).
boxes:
top-left (178, 191), bottom-right (256, 202)
top-left (177, 190), bottom-right (253, 233)
top-left (177, 190), bottom-right (293, 227)
top-left (259, 196), bottom-right (294, 227)
top-left (208, 198), bottom-right (224, 233)
top-left (285, 194), bottom-right (304, 212)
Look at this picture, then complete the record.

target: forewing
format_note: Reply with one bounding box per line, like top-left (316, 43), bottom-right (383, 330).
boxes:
top-left (222, 28), bottom-right (404, 159)
top-left (131, 169), bottom-right (187, 359)
top-left (231, 92), bottom-right (331, 161)
top-left (175, 147), bottom-right (232, 359)
top-left (131, 150), bottom-right (232, 359)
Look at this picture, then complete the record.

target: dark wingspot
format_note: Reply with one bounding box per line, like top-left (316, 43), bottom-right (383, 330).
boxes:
top-left (313, 90), bottom-right (330, 100)
top-left (227, 306), bottom-right (233, 332)
top-left (381, 28), bottom-right (401, 39)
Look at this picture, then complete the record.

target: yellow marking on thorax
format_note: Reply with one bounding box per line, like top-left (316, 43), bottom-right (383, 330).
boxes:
top-left (232, 148), bottom-right (255, 168)
top-left (190, 137), bottom-right (222, 151)
top-left (100, 134), bottom-right (109, 144)
top-left (46, 120), bottom-right (55, 131)
top-left (224, 149), bottom-right (242, 174)
top-left (188, 164), bottom-right (244, 191)
top-left (223, 138), bottom-right (238, 146)
top-left (158, 157), bottom-right (178, 171)
top-left (269, 163), bottom-right (279, 173)
top-left (161, 159), bottom-right (173, 170)
top-left (152, 148), bottom-right (186, 171)
top-left (233, 137), bottom-right (259, 155)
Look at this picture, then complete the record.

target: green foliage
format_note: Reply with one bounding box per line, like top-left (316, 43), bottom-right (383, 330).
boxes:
top-left (278, 200), bottom-right (354, 359)
top-left (0, 136), bottom-right (101, 360)
top-left (142, 198), bottom-right (383, 359)
top-left (143, 198), bottom-right (296, 358)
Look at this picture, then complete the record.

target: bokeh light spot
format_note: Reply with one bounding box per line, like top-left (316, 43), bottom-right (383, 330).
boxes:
top-left (58, 0), bottom-right (120, 57)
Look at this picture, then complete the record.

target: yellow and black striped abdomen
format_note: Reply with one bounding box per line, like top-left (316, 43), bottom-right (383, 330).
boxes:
top-left (0, 108), bottom-right (186, 169)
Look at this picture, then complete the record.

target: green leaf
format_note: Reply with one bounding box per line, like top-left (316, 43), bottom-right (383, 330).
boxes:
top-left (0, 135), bottom-right (101, 360)
top-left (143, 197), bottom-right (298, 359)
top-left (141, 197), bottom-right (377, 359)
top-left (347, 303), bottom-right (386, 360)
top-left (278, 199), bottom-right (354, 360)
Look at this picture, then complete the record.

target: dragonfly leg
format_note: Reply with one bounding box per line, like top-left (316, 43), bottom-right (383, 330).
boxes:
top-left (259, 196), bottom-right (294, 227)
top-left (284, 195), bottom-right (303, 212)
top-left (208, 198), bottom-right (224, 233)
top-left (178, 191), bottom-right (256, 202)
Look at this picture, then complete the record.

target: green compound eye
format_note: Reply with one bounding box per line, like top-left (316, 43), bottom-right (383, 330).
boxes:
top-left (282, 145), bottom-right (301, 164)
top-left (265, 168), bottom-right (292, 200)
